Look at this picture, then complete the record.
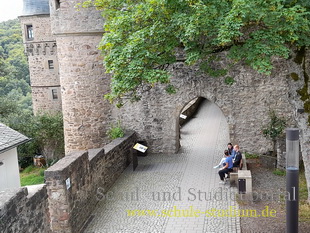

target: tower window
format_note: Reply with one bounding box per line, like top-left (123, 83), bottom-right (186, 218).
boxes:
top-left (48, 60), bottom-right (54, 69)
top-left (52, 89), bottom-right (58, 100)
top-left (26, 25), bottom-right (34, 40)
top-left (55, 0), bottom-right (60, 10)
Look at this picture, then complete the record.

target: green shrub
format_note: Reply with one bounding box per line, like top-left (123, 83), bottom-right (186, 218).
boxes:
top-left (273, 169), bottom-right (286, 176)
top-left (107, 120), bottom-right (125, 139)
top-left (261, 110), bottom-right (286, 156)
top-left (245, 152), bottom-right (260, 159)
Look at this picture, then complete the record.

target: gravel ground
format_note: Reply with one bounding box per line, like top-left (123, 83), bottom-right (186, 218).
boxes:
top-left (240, 162), bottom-right (310, 233)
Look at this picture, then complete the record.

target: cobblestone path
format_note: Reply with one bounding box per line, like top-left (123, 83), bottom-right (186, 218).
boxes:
top-left (83, 100), bottom-right (241, 233)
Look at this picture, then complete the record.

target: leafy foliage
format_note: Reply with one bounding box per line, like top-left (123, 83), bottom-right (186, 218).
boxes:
top-left (262, 110), bottom-right (286, 156)
top-left (262, 110), bottom-right (287, 141)
top-left (0, 19), bottom-right (31, 114)
top-left (245, 152), bottom-right (260, 159)
top-left (0, 19), bottom-right (30, 84)
top-left (107, 120), bottom-right (125, 139)
top-left (81, 0), bottom-right (310, 104)
top-left (273, 168), bottom-right (286, 176)
top-left (0, 19), bottom-right (64, 166)
top-left (1, 110), bottom-right (65, 166)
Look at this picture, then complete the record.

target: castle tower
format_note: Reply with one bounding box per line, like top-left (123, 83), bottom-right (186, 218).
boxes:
top-left (19, 0), bottom-right (62, 114)
top-left (49, 0), bottom-right (111, 153)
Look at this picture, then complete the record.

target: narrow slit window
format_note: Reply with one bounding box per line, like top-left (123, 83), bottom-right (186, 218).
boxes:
top-left (52, 89), bottom-right (58, 100)
top-left (48, 60), bottom-right (54, 69)
top-left (55, 0), bottom-right (60, 10)
top-left (26, 25), bottom-right (34, 40)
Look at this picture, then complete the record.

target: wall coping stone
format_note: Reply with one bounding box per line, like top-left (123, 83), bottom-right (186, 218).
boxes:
top-left (88, 147), bottom-right (105, 163)
top-left (0, 188), bottom-right (28, 217)
top-left (26, 184), bottom-right (46, 198)
top-left (103, 131), bottom-right (136, 154)
top-left (45, 151), bottom-right (88, 178)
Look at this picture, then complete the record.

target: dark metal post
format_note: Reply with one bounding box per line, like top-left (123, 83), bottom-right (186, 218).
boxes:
top-left (286, 128), bottom-right (299, 233)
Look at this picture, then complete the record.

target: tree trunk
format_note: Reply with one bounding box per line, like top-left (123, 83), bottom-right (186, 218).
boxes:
top-left (272, 140), bottom-right (277, 157)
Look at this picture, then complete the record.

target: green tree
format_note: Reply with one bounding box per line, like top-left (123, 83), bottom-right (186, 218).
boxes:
top-left (1, 109), bottom-right (65, 166)
top-left (81, 0), bottom-right (310, 104)
top-left (0, 19), bottom-right (30, 84)
top-left (0, 19), bottom-right (62, 165)
top-left (262, 110), bottom-right (287, 157)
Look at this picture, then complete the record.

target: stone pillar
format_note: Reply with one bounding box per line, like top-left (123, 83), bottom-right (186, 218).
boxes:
top-left (44, 151), bottom-right (90, 233)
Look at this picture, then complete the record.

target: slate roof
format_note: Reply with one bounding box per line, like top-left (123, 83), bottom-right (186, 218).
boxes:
top-left (0, 123), bottom-right (31, 154)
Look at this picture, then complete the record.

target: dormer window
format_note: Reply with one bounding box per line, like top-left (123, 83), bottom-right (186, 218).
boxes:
top-left (26, 24), bottom-right (34, 40)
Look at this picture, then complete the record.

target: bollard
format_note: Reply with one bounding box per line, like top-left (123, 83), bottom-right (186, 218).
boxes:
top-left (286, 128), bottom-right (299, 233)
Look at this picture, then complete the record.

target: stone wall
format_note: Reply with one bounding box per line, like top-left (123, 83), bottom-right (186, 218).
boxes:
top-left (31, 86), bottom-right (62, 114)
top-left (27, 55), bottom-right (59, 86)
top-left (179, 97), bottom-right (204, 126)
top-left (44, 132), bottom-right (136, 233)
top-left (49, 0), bottom-right (104, 35)
top-left (288, 48), bottom-right (310, 201)
top-left (19, 15), bottom-right (53, 42)
top-left (113, 54), bottom-right (301, 155)
top-left (19, 14), bottom-right (62, 115)
top-left (0, 185), bottom-right (51, 233)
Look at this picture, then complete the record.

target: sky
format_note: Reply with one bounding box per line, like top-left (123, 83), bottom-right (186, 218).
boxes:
top-left (0, 0), bottom-right (23, 23)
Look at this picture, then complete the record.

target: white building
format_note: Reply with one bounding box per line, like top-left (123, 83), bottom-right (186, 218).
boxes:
top-left (0, 123), bottom-right (30, 191)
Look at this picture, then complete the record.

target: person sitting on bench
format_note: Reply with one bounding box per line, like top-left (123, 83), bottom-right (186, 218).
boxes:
top-left (218, 150), bottom-right (233, 184)
top-left (227, 142), bottom-right (236, 159)
top-left (214, 143), bottom-right (235, 169)
top-left (233, 145), bottom-right (242, 168)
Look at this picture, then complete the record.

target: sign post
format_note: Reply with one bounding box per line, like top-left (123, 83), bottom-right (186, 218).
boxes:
top-left (132, 142), bottom-right (148, 171)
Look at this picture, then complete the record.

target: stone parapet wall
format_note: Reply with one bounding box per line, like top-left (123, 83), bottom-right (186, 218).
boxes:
top-left (0, 186), bottom-right (51, 233)
top-left (44, 132), bottom-right (136, 233)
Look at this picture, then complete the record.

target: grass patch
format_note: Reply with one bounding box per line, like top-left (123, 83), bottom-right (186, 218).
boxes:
top-left (300, 170), bottom-right (310, 222)
top-left (273, 169), bottom-right (286, 176)
top-left (245, 152), bottom-right (260, 159)
top-left (20, 165), bottom-right (46, 186)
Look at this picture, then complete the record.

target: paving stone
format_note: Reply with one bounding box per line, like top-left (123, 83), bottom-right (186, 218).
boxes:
top-left (83, 101), bottom-right (240, 232)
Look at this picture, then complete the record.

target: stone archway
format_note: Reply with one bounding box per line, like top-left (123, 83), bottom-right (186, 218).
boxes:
top-left (176, 96), bottom-right (231, 153)
top-left (116, 57), bottom-right (299, 156)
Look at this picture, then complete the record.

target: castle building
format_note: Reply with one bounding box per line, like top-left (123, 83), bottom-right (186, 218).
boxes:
top-left (19, 0), bottom-right (111, 153)
top-left (19, 0), bottom-right (310, 168)
top-left (20, 0), bottom-right (62, 114)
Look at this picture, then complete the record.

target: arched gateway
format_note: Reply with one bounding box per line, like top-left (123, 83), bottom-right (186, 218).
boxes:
top-left (114, 59), bottom-right (301, 156)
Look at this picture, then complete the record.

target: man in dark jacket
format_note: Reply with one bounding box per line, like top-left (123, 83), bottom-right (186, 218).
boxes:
top-left (233, 145), bottom-right (242, 167)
